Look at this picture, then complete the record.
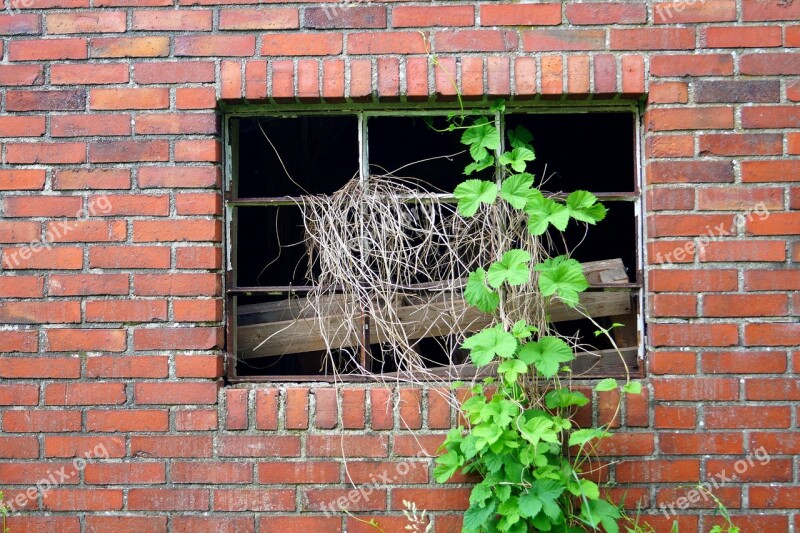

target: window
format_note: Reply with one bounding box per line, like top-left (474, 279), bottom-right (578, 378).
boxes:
top-left (225, 107), bottom-right (642, 381)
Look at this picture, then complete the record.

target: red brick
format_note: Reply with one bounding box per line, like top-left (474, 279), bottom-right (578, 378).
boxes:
top-left (134, 62), bottom-right (216, 84)
top-left (322, 59), bottom-right (346, 100)
top-left (176, 35), bottom-right (256, 56)
top-left (647, 107), bottom-right (734, 131)
top-left (2, 246), bottom-right (83, 270)
top-left (177, 87), bottom-right (217, 109)
top-left (654, 405), bottom-right (696, 429)
top-left (649, 269), bottom-right (737, 292)
top-left (175, 246), bottom-right (220, 269)
top-left (91, 193), bottom-right (169, 216)
top-left (45, 328), bottom-right (126, 352)
top-left (89, 246), bottom-right (170, 269)
top-left (704, 294), bottom-right (788, 317)
top-left (702, 351), bottom-right (787, 374)
top-left (745, 378), bottom-right (800, 401)
top-left (744, 0), bottom-right (800, 20)
top-left (259, 517), bottom-right (340, 533)
top-left (0, 437), bottom-right (39, 458)
top-left (393, 434), bottom-right (446, 456)
top-left (350, 31), bottom-right (425, 54)
top-left (174, 299), bottom-right (222, 322)
top-left (49, 273), bottom-right (128, 296)
top-left (704, 26), bottom-right (783, 48)
top-left (85, 463), bottom-right (166, 484)
top-left (747, 213), bottom-right (800, 236)
top-left (436, 29), bottom-right (517, 52)
top-left (43, 489), bottom-right (123, 511)
top-left (173, 461), bottom-right (252, 484)
top-left (705, 406), bottom-right (791, 429)
top-left (745, 269), bottom-right (800, 291)
top-left (305, 6), bottom-right (382, 29)
top-left (175, 139), bottom-right (221, 162)
top-left (650, 323), bottom-right (738, 347)
top-left (313, 388), bottom-right (336, 429)
top-left (391, 488), bottom-right (469, 511)
top-left (135, 113), bottom-right (217, 135)
top-left (215, 489), bottom-right (295, 512)
top-left (3, 410), bottom-right (82, 432)
top-left (302, 488), bottom-right (387, 512)
top-left (128, 489), bottom-right (210, 511)
top-left (699, 133), bottom-right (782, 156)
top-left (699, 241), bottom-right (786, 262)
top-left (742, 161), bottom-right (800, 183)
top-left (651, 294), bottom-right (697, 317)
top-left (134, 273), bottom-right (220, 296)
top-left (0, 65), bottom-right (44, 86)
top-left (258, 461), bottom-right (339, 484)
top-left (45, 383), bottom-right (126, 405)
top-left (219, 8), bottom-right (300, 30)
top-left (743, 106), bottom-right (800, 129)
top-left (649, 82), bottom-right (688, 104)
top-left (0, 115), bottom-right (45, 137)
top-left (51, 63), bottom-right (129, 85)
top-left (611, 28), bottom-right (695, 50)
top-left (648, 213), bottom-right (733, 237)
top-left (399, 388), bottom-right (422, 429)
top-left (745, 323), bottom-right (800, 346)
top-left (175, 409), bottom-right (218, 431)
top-left (6, 142), bottom-right (86, 164)
top-left (646, 187), bottom-right (694, 210)
top-left (90, 88), bottom-right (169, 110)
top-left (524, 29), bottom-right (605, 52)
top-left (697, 79), bottom-right (780, 103)
top-left (616, 459), bottom-right (699, 483)
top-left (750, 486), bottom-right (800, 508)
top-left (132, 10), bottom-right (212, 30)
top-left (427, 388), bottom-right (451, 429)
top-left (594, 433), bottom-right (655, 456)
top-left (51, 113), bottom-right (131, 137)
top-left (541, 55), bottom-right (564, 94)
top-left (697, 186), bottom-right (783, 210)
top-left (54, 169), bottom-right (131, 190)
top-left (0, 384), bottom-right (38, 405)
top-left (135, 381), bottom-right (218, 405)
top-left (90, 140), bottom-right (169, 163)
top-left (566, 3), bottom-right (646, 24)
top-left (0, 13), bottom-right (40, 34)
top-left (392, 6), bottom-right (473, 27)
top-left (85, 299), bottom-right (168, 323)
top-left (94, 35), bottom-right (173, 57)
top-left (480, 3), bottom-right (560, 25)
top-left (0, 275), bottom-right (43, 298)
top-left (652, 378), bottom-right (738, 401)
top-left (0, 462), bottom-right (80, 485)
top-left (218, 436), bottom-right (301, 457)
top-left (255, 389), bottom-right (279, 430)
top-left (86, 516), bottom-right (167, 533)
top-left (741, 52), bottom-right (800, 75)
top-left (225, 389), bottom-right (248, 430)
top-left (44, 221), bottom-right (126, 243)
top-left (649, 351), bottom-right (696, 375)
top-left (370, 388), bottom-right (394, 429)
top-left (0, 220), bottom-right (40, 242)
top-left (133, 219), bottom-right (220, 243)
top-left (44, 435), bottom-right (125, 458)
top-left (47, 12), bottom-right (126, 33)
top-left (307, 435), bottom-right (388, 457)
top-left (9, 38), bottom-right (87, 60)
top-left (132, 435), bottom-right (212, 458)
top-left (0, 356), bottom-right (79, 378)
top-left (654, 0), bottom-right (735, 23)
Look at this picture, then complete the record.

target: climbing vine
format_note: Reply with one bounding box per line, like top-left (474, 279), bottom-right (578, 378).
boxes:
top-left (432, 101), bottom-right (641, 533)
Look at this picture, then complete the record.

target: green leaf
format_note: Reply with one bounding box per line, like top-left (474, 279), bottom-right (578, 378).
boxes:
top-left (595, 378), bottom-right (618, 392)
top-left (464, 268), bottom-right (500, 313)
top-left (544, 388), bottom-right (589, 409)
top-left (483, 399), bottom-right (519, 426)
top-left (463, 500), bottom-right (497, 533)
top-left (498, 358), bottom-right (528, 383)
top-left (518, 491), bottom-right (543, 519)
top-left (489, 99), bottom-right (506, 113)
top-left (462, 327), bottom-right (518, 367)
top-left (521, 416), bottom-right (558, 447)
top-left (581, 498), bottom-right (621, 533)
top-left (531, 480), bottom-right (565, 522)
top-left (511, 320), bottom-right (537, 339)
top-left (464, 153), bottom-right (495, 176)
top-left (500, 173), bottom-right (536, 209)
top-left (507, 125), bottom-right (534, 150)
top-left (568, 428), bottom-right (606, 447)
top-left (469, 482), bottom-right (493, 507)
top-left (518, 336), bottom-right (575, 378)
top-left (535, 256), bottom-right (589, 308)
top-left (474, 423), bottom-right (504, 449)
top-left (433, 450), bottom-right (461, 483)
top-left (576, 479), bottom-right (600, 500)
top-left (566, 190), bottom-right (607, 225)
top-left (495, 484), bottom-right (512, 503)
top-left (461, 118), bottom-right (501, 162)
top-left (454, 179), bottom-right (497, 217)
top-left (499, 147), bottom-right (536, 173)
top-left (622, 381), bottom-right (642, 394)
top-left (487, 249), bottom-right (532, 288)
top-left (525, 191), bottom-right (570, 235)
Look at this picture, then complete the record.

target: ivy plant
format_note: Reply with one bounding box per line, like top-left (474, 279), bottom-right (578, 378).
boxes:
top-left (434, 103), bottom-right (639, 533)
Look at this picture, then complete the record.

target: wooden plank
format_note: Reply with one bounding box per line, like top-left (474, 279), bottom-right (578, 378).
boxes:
top-left (237, 289), bottom-right (632, 359)
top-left (383, 347), bottom-right (640, 380)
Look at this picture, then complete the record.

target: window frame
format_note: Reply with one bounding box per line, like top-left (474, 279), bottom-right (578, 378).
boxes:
top-left (223, 103), bottom-right (645, 383)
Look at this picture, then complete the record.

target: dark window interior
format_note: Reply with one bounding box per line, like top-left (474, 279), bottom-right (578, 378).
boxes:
top-left (229, 111), bottom-right (639, 379)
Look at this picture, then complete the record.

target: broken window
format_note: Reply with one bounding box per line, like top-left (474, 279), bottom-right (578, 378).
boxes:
top-left (225, 109), bottom-right (641, 381)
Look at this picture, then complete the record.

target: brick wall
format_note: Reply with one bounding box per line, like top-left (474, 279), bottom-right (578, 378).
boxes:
top-left (0, 0), bottom-right (798, 531)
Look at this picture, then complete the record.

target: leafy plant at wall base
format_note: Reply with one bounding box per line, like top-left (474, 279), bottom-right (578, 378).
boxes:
top-left (432, 102), bottom-right (641, 532)
top-left (0, 491), bottom-right (9, 533)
